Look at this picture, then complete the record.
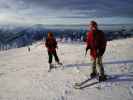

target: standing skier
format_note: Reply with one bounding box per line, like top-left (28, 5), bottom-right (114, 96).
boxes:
top-left (45, 32), bottom-right (62, 72)
top-left (86, 21), bottom-right (107, 81)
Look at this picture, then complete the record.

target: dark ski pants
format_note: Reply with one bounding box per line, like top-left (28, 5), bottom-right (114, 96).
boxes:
top-left (48, 50), bottom-right (59, 64)
top-left (92, 56), bottom-right (105, 76)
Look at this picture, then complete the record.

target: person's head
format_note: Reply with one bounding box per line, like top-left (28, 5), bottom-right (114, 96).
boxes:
top-left (89, 21), bottom-right (98, 31)
top-left (48, 32), bottom-right (54, 38)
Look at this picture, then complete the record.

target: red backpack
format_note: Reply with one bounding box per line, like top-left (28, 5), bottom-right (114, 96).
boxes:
top-left (86, 30), bottom-right (107, 59)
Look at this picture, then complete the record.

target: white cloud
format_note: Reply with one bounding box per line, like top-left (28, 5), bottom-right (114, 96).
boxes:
top-left (0, 0), bottom-right (133, 25)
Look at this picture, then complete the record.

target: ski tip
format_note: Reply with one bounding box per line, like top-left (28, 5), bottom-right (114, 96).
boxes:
top-left (73, 85), bottom-right (81, 89)
top-left (74, 83), bottom-right (81, 86)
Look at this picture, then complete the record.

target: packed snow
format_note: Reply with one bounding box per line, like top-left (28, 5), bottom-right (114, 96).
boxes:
top-left (0, 38), bottom-right (133, 100)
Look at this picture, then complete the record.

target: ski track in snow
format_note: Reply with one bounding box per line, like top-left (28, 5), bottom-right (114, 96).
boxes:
top-left (0, 38), bottom-right (133, 100)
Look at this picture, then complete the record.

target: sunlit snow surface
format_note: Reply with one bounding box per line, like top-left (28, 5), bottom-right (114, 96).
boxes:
top-left (0, 38), bottom-right (133, 100)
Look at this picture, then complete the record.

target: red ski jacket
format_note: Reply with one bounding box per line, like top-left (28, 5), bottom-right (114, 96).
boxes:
top-left (86, 30), bottom-right (107, 60)
top-left (45, 37), bottom-right (57, 53)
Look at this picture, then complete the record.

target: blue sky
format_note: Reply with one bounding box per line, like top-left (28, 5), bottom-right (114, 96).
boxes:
top-left (0, 0), bottom-right (133, 25)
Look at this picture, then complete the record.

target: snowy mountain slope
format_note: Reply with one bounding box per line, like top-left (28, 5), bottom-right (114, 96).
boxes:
top-left (0, 38), bottom-right (133, 100)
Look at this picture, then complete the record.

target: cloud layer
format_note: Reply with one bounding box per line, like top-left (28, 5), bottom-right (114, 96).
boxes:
top-left (0, 0), bottom-right (133, 25)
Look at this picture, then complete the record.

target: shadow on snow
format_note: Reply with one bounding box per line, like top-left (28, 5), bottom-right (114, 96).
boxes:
top-left (64, 59), bottom-right (133, 68)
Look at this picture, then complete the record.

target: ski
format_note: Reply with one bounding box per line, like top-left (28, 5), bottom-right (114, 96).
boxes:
top-left (73, 75), bottom-right (112, 90)
top-left (74, 81), bottom-right (100, 89)
top-left (74, 77), bottom-right (95, 87)
top-left (54, 63), bottom-right (64, 69)
top-left (73, 77), bottom-right (97, 89)
top-left (48, 63), bottom-right (64, 72)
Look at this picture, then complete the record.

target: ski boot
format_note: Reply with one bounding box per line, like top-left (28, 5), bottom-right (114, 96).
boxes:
top-left (57, 62), bottom-right (63, 66)
top-left (48, 64), bottom-right (54, 72)
top-left (99, 75), bottom-right (107, 82)
top-left (90, 72), bottom-right (97, 79)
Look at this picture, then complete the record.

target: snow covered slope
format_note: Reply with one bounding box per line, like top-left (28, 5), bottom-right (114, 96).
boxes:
top-left (0, 38), bottom-right (133, 100)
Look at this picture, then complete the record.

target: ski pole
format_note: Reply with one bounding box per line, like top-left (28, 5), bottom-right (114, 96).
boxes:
top-left (85, 47), bottom-right (89, 57)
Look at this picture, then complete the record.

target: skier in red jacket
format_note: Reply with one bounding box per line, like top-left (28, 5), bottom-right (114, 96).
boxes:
top-left (86, 21), bottom-right (107, 81)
